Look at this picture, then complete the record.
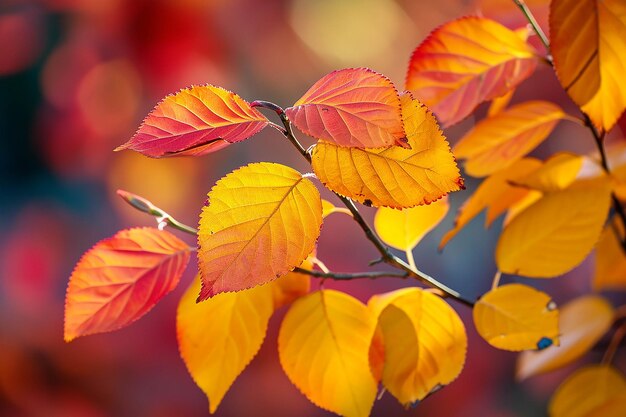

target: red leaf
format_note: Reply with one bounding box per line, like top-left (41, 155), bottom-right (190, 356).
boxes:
top-left (285, 68), bottom-right (407, 148)
top-left (116, 85), bottom-right (269, 158)
top-left (64, 227), bottom-right (191, 341)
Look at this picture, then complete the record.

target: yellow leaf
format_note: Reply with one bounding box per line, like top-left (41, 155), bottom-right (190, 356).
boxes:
top-left (454, 101), bottom-right (565, 177)
top-left (440, 158), bottom-right (542, 248)
top-left (368, 288), bottom-right (467, 406)
top-left (278, 290), bottom-right (378, 417)
top-left (550, 0), bottom-right (626, 131)
top-left (513, 153), bottom-right (584, 192)
top-left (271, 257), bottom-right (312, 309)
top-left (473, 284), bottom-right (559, 351)
top-left (487, 89), bottom-right (515, 116)
top-left (321, 199), bottom-right (352, 218)
top-left (503, 189), bottom-right (542, 227)
top-left (374, 197), bottom-right (448, 251)
top-left (586, 393), bottom-right (626, 417)
top-left (594, 216), bottom-right (626, 291)
top-left (517, 295), bottom-right (615, 380)
top-left (496, 178), bottom-right (611, 277)
top-left (311, 92), bottom-right (463, 209)
top-left (549, 365), bottom-right (626, 417)
top-left (176, 276), bottom-right (275, 413)
top-left (197, 162), bottom-right (323, 299)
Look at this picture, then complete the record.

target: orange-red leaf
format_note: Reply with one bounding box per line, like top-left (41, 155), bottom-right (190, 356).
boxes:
top-left (197, 162), bottom-right (322, 299)
top-left (64, 228), bottom-right (191, 342)
top-left (550, 0), bottom-right (626, 131)
top-left (454, 101), bottom-right (565, 177)
top-left (116, 85), bottom-right (269, 158)
top-left (285, 68), bottom-right (407, 148)
top-left (406, 17), bottom-right (538, 127)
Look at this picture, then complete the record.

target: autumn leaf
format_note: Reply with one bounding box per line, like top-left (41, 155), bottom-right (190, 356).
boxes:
top-left (285, 68), bottom-right (406, 148)
top-left (440, 158), bottom-right (542, 248)
top-left (473, 284), bottom-right (559, 351)
top-left (369, 288), bottom-right (466, 406)
top-left (374, 197), bottom-right (448, 251)
top-left (512, 152), bottom-right (584, 192)
top-left (586, 394), bottom-right (626, 417)
top-left (116, 85), bottom-right (268, 158)
top-left (517, 295), bottom-right (615, 380)
top-left (487, 89), bottom-right (515, 116)
top-left (550, 0), bottom-right (626, 131)
top-left (321, 199), bottom-right (352, 218)
top-left (454, 101), bottom-right (565, 177)
top-left (64, 228), bottom-right (191, 342)
top-left (311, 92), bottom-right (463, 208)
top-left (271, 257), bottom-right (312, 309)
top-left (197, 162), bottom-right (322, 299)
top-left (496, 178), bottom-right (611, 277)
top-left (406, 17), bottom-right (538, 127)
top-left (549, 365), bottom-right (626, 417)
top-left (594, 216), bottom-right (626, 291)
top-left (278, 290), bottom-right (378, 417)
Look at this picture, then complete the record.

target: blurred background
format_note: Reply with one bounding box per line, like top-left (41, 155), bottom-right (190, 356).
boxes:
top-left (1, 0), bottom-right (624, 416)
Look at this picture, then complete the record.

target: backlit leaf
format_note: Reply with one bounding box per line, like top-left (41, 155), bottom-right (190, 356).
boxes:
top-left (285, 68), bottom-right (406, 148)
top-left (512, 152), bottom-right (584, 192)
top-left (586, 393), bottom-right (626, 417)
top-left (116, 85), bottom-right (268, 158)
top-left (487, 89), bottom-right (515, 116)
top-left (473, 284), bottom-right (559, 351)
top-left (549, 365), bottom-right (626, 417)
top-left (311, 92), bottom-right (463, 208)
top-left (517, 295), bottom-right (615, 380)
top-left (271, 257), bottom-right (312, 309)
top-left (64, 228), bottom-right (191, 342)
top-left (374, 197), bottom-right (449, 251)
top-left (454, 101), bottom-right (565, 177)
top-left (406, 16), bottom-right (538, 127)
top-left (496, 178), bottom-right (611, 277)
top-left (198, 162), bottom-right (322, 299)
top-left (595, 216), bottom-right (626, 291)
top-left (176, 276), bottom-right (274, 413)
top-left (440, 158), bottom-right (542, 248)
top-left (369, 288), bottom-right (467, 406)
top-left (550, 0), bottom-right (626, 131)
top-left (278, 290), bottom-right (378, 417)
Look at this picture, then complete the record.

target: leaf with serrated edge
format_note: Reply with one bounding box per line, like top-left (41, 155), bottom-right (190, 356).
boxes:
top-left (197, 162), bottom-right (322, 299)
top-left (496, 178), bottom-right (611, 277)
top-left (406, 16), bottom-right (538, 127)
top-left (312, 92), bottom-right (462, 208)
top-left (278, 290), bottom-right (377, 417)
top-left (64, 228), bottom-right (191, 342)
top-left (375, 197), bottom-right (448, 251)
top-left (454, 101), bottom-right (564, 178)
top-left (369, 288), bottom-right (467, 406)
top-left (517, 295), bottom-right (615, 380)
top-left (474, 284), bottom-right (559, 351)
top-left (285, 68), bottom-right (406, 148)
top-left (116, 85), bottom-right (268, 158)
top-left (551, 0), bottom-right (626, 131)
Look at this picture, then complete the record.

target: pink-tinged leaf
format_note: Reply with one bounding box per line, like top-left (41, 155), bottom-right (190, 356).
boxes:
top-left (116, 85), bottom-right (269, 158)
top-left (406, 17), bottom-right (539, 127)
top-left (285, 68), bottom-right (407, 148)
top-left (64, 228), bottom-right (191, 342)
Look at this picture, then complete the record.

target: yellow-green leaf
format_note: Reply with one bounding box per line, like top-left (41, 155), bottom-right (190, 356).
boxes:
top-left (454, 101), bottom-right (565, 177)
top-left (550, 0), bottom-right (626, 131)
top-left (374, 197), bottom-right (448, 251)
top-left (369, 288), bottom-right (467, 406)
top-left (176, 276), bottom-right (275, 413)
top-left (517, 295), bottom-right (615, 380)
top-left (496, 178), bottom-right (611, 277)
top-left (473, 284), bottom-right (559, 351)
top-left (549, 365), bottom-right (626, 417)
top-left (594, 216), bottom-right (626, 291)
top-left (311, 92), bottom-right (462, 209)
top-left (197, 162), bottom-right (322, 299)
top-left (278, 290), bottom-right (378, 417)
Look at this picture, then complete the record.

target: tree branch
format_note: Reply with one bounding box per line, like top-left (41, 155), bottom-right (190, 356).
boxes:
top-left (294, 267), bottom-right (409, 281)
top-left (511, 0), bottom-right (550, 56)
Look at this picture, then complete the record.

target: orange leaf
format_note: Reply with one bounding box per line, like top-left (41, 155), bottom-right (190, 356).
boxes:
top-left (311, 92), bottom-right (462, 208)
top-left (487, 89), bottom-right (515, 116)
top-left (517, 295), bottom-right (615, 380)
top-left (271, 257), bottom-right (312, 309)
top-left (197, 162), bottom-right (322, 299)
top-left (512, 152), bottom-right (584, 193)
top-left (285, 68), bottom-right (407, 148)
top-left (64, 228), bottom-right (191, 342)
top-left (116, 85), bottom-right (268, 158)
top-left (454, 101), bottom-right (565, 177)
top-left (594, 216), bottom-right (626, 291)
top-left (440, 158), bottom-right (542, 248)
top-left (406, 17), bottom-right (538, 127)
top-left (550, 0), bottom-right (626, 131)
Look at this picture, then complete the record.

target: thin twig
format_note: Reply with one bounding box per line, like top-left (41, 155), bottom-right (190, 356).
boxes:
top-left (602, 323), bottom-right (626, 365)
top-left (511, 0), bottom-right (550, 56)
top-left (294, 267), bottom-right (409, 281)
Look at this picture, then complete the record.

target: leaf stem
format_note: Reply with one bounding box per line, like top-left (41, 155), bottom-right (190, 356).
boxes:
top-left (602, 322), bottom-right (626, 365)
top-left (405, 248), bottom-right (417, 270)
top-left (511, 0), bottom-right (550, 57)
